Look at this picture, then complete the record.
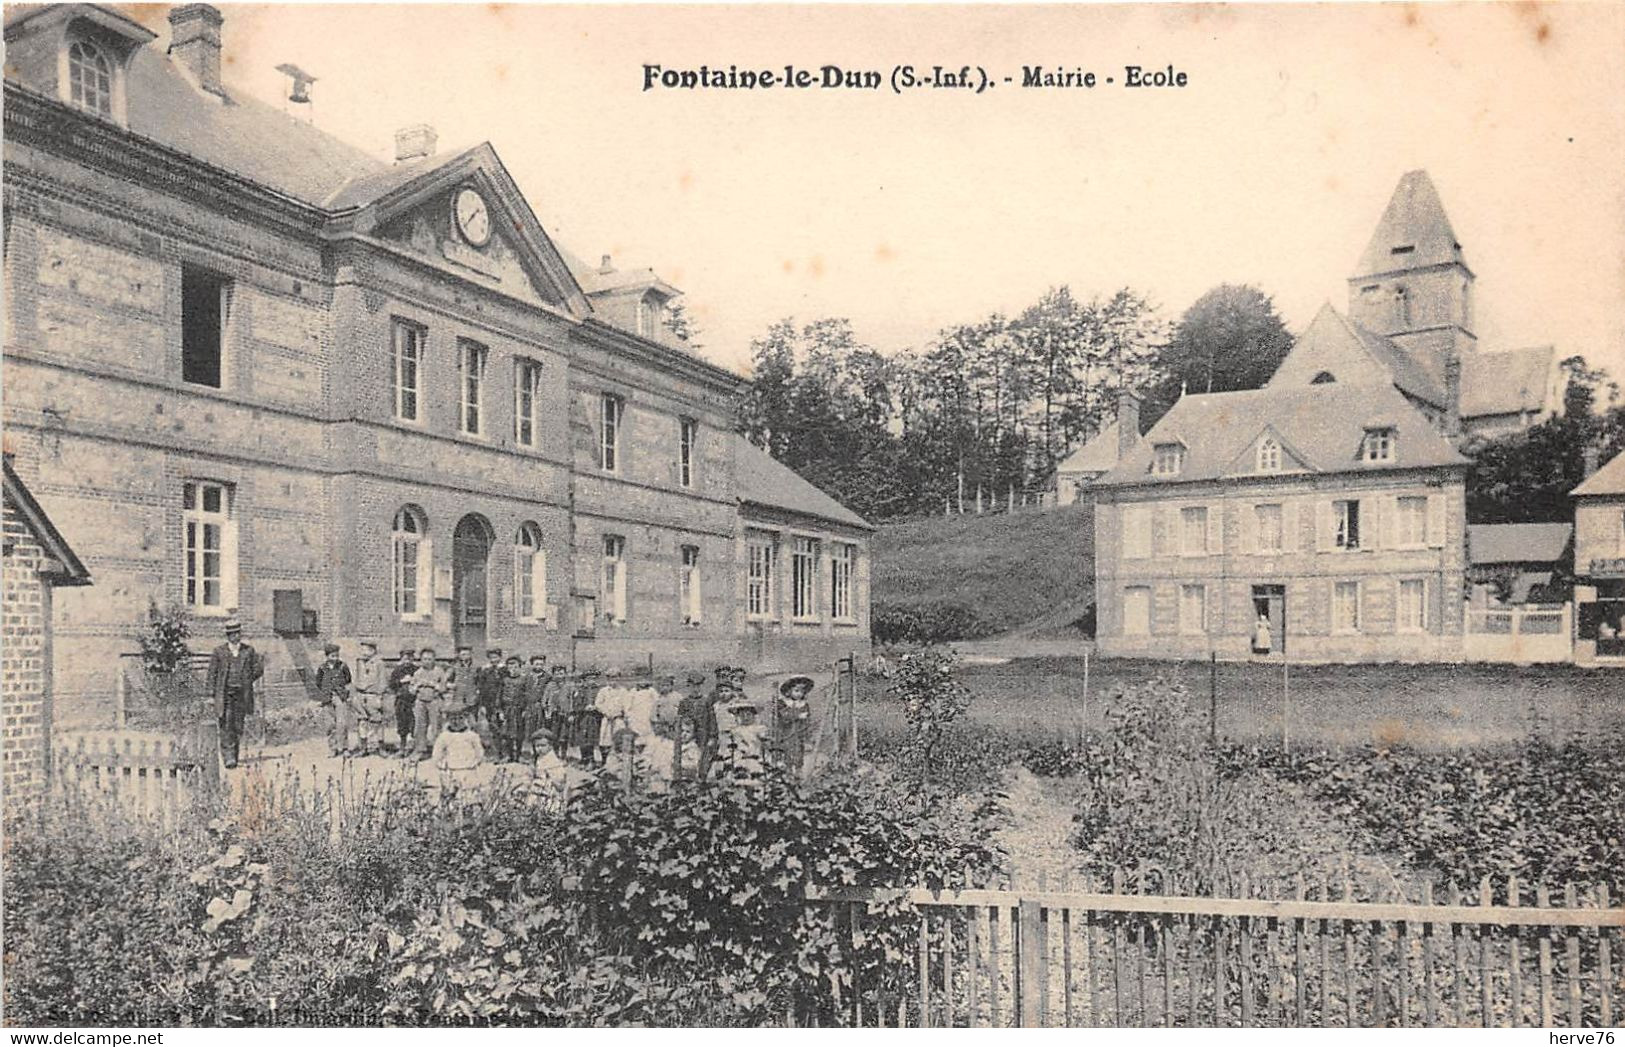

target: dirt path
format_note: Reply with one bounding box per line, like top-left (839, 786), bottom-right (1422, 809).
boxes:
top-left (992, 765), bottom-right (1090, 890)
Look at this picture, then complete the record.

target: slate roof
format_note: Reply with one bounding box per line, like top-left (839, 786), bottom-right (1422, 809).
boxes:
top-left (1467, 523), bottom-right (1572, 566)
top-left (734, 436), bottom-right (873, 531)
top-left (3, 459), bottom-right (92, 585)
top-left (1056, 422), bottom-right (1123, 475)
top-left (1096, 381), bottom-right (1468, 488)
top-left (1572, 451), bottom-right (1625, 498)
top-left (1346, 314), bottom-right (1448, 407)
top-left (1461, 346), bottom-right (1554, 418)
top-left (1354, 170), bottom-right (1470, 277)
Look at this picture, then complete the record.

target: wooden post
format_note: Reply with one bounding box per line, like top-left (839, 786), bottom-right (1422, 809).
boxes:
top-left (115, 666), bottom-right (128, 729)
top-left (1080, 648), bottom-right (1090, 747)
top-left (1018, 897), bottom-right (1044, 1026)
top-left (1282, 651), bottom-right (1291, 751)
top-left (1209, 651), bottom-right (1218, 743)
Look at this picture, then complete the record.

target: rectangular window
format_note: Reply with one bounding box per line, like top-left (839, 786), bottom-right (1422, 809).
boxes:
top-left (1153, 444), bottom-right (1185, 477)
top-left (183, 480), bottom-right (235, 612)
top-left (1333, 580), bottom-right (1361, 633)
top-left (1124, 586), bottom-right (1152, 636)
top-left (600, 534), bottom-right (627, 623)
top-left (392, 320), bottom-right (424, 422)
top-left (1255, 503), bottom-right (1283, 553)
top-left (458, 339), bottom-right (487, 435)
top-left (514, 358), bottom-right (542, 447)
top-left (1396, 496), bottom-right (1427, 548)
top-left (1179, 584), bottom-right (1207, 635)
top-left (679, 417), bottom-right (699, 488)
top-left (1122, 505), bottom-right (1151, 559)
top-left (1334, 500), bottom-right (1362, 550)
top-left (600, 393), bottom-right (623, 472)
top-left (1398, 578), bottom-right (1427, 633)
top-left (515, 529), bottom-right (546, 623)
top-left (1181, 506), bottom-right (1209, 556)
top-left (680, 544), bottom-right (702, 625)
top-left (791, 536), bottom-right (820, 621)
top-left (747, 535), bottom-right (776, 618)
top-left (831, 542), bottom-right (857, 621)
top-left (181, 267), bottom-right (229, 388)
top-left (1362, 428), bottom-right (1395, 463)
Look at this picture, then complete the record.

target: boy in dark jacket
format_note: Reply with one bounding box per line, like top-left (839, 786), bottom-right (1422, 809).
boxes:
top-left (314, 643), bottom-right (353, 756)
top-left (497, 656), bottom-right (529, 762)
top-left (388, 646), bottom-right (419, 753)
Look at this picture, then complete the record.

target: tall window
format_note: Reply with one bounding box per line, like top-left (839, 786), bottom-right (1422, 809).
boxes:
top-left (1180, 506), bottom-right (1209, 556)
top-left (458, 339), bottom-right (487, 435)
top-left (1396, 496), bottom-right (1427, 548)
top-left (181, 267), bottom-right (229, 388)
top-left (679, 417), bottom-right (699, 488)
top-left (1334, 500), bottom-right (1362, 550)
top-left (600, 535), bottom-right (627, 623)
top-left (636, 298), bottom-right (659, 338)
top-left (392, 506), bottom-right (429, 618)
top-left (747, 534), bottom-right (776, 618)
top-left (183, 481), bottom-right (235, 612)
top-left (1254, 503), bottom-right (1283, 553)
top-left (791, 536), bottom-right (820, 620)
top-left (68, 40), bottom-right (112, 117)
top-left (1122, 505), bottom-right (1151, 559)
top-left (1179, 585), bottom-right (1207, 635)
top-left (514, 358), bottom-right (542, 447)
top-left (514, 522), bottom-right (546, 623)
top-left (1333, 581), bottom-right (1361, 633)
top-left (679, 545), bottom-right (702, 625)
top-left (1362, 428), bottom-right (1395, 463)
top-left (600, 393), bottom-right (623, 472)
top-left (1123, 587), bottom-right (1152, 636)
top-left (1256, 437), bottom-right (1281, 473)
top-left (1152, 444), bottom-right (1185, 477)
top-left (392, 320), bottom-right (424, 422)
top-left (1398, 579), bottom-right (1427, 633)
top-left (831, 543), bottom-right (857, 621)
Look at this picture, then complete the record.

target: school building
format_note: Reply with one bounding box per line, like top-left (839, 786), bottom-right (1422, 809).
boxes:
top-left (2, 3), bottom-right (872, 725)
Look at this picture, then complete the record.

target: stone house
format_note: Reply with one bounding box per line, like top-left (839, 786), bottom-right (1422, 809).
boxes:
top-left (1053, 393), bottom-right (1141, 506)
top-left (1572, 451), bottom-right (1625, 663)
top-left (3, 456), bottom-right (92, 798)
top-left (2, 3), bottom-right (871, 724)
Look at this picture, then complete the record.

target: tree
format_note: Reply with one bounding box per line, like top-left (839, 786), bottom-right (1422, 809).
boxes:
top-left (1144, 284), bottom-right (1292, 426)
top-left (661, 299), bottom-right (703, 349)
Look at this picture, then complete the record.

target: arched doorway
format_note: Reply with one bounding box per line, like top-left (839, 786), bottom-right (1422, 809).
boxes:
top-left (452, 514), bottom-right (494, 653)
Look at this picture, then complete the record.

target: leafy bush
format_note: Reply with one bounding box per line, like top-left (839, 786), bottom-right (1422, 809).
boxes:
top-left (138, 600), bottom-right (192, 675)
top-left (886, 647), bottom-right (974, 782)
top-left (871, 601), bottom-right (994, 645)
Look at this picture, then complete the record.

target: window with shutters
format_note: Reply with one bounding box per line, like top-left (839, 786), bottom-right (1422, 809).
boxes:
top-left (679, 545), bottom-right (702, 625)
top-left (183, 481), bottom-right (237, 613)
top-left (1398, 578), bottom-right (1427, 633)
top-left (791, 537), bottom-right (821, 621)
top-left (392, 505), bottom-right (430, 619)
top-left (458, 339), bottom-right (487, 436)
top-left (1122, 505), bottom-right (1152, 559)
top-left (1180, 506), bottom-right (1208, 556)
top-left (600, 535), bottom-right (627, 623)
top-left (1334, 500), bottom-right (1361, 550)
top-left (514, 522), bottom-right (546, 623)
top-left (1179, 585), bottom-right (1207, 635)
top-left (392, 319), bottom-right (425, 423)
top-left (746, 534), bottom-right (776, 619)
top-left (1396, 496), bottom-right (1427, 548)
top-left (1333, 580), bottom-right (1361, 633)
top-left (1254, 504), bottom-right (1283, 553)
top-left (514, 358), bottom-right (542, 447)
top-left (1124, 587), bottom-right (1152, 636)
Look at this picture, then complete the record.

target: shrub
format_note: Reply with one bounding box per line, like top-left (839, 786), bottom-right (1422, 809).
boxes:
top-left (887, 647), bottom-right (974, 782)
top-left (871, 601), bottom-right (993, 645)
top-left (137, 600), bottom-right (192, 675)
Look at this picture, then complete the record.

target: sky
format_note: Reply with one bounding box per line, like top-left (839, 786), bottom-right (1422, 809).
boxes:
top-left (127, 2), bottom-right (1625, 380)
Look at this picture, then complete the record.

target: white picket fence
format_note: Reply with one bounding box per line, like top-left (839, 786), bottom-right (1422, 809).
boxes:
top-left (1462, 604), bottom-right (1572, 665)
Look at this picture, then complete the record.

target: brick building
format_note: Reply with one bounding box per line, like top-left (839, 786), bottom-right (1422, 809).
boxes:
top-left (1572, 451), bottom-right (1625, 664)
top-left (3, 457), bottom-right (92, 797)
top-left (2, 3), bottom-right (872, 724)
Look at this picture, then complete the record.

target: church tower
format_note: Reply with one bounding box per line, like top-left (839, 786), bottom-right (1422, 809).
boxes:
top-left (1347, 170), bottom-right (1477, 365)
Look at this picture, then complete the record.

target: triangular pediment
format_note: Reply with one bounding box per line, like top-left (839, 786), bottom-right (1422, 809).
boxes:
top-left (325, 144), bottom-right (591, 317)
top-left (1225, 424), bottom-right (1313, 478)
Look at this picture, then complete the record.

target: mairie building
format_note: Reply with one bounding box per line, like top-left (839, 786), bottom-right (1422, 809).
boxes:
top-left (1093, 170), bottom-right (1564, 662)
top-left (2, 3), bottom-right (873, 724)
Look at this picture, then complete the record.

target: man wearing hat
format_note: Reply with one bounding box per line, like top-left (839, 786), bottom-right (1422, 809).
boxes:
top-left (679, 670), bottom-right (720, 779)
top-left (314, 642), bottom-right (354, 757)
top-left (353, 640), bottom-right (386, 757)
top-left (388, 646), bottom-right (418, 754)
top-left (774, 675), bottom-right (815, 779)
top-left (206, 617), bottom-right (263, 770)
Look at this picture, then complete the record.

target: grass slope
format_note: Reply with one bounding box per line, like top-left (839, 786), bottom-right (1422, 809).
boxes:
top-left (871, 503), bottom-right (1095, 635)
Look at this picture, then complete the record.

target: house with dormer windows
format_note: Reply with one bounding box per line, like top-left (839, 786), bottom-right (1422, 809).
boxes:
top-left (2, 3), bottom-right (871, 719)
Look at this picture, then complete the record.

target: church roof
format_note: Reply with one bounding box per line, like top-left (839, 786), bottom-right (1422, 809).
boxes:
top-left (1345, 315), bottom-right (1448, 408)
top-left (1460, 346), bottom-right (1554, 419)
top-left (734, 436), bottom-right (873, 531)
top-left (1572, 451), bottom-right (1625, 498)
top-left (1354, 170), bottom-right (1469, 278)
top-left (1056, 422), bottom-right (1123, 475)
top-left (1096, 381), bottom-right (1468, 488)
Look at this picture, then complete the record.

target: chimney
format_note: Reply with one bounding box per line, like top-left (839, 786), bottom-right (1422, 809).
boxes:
top-left (168, 4), bottom-right (225, 97)
top-left (1117, 389), bottom-right (1142, 460)
top-left (393, 124), bottom-right (438, 164)
top-left (1583, 445), bottom-right (1601, 479)
top-left (1442, 350), bottom-right (1462, 438)
top-left (599, 254), bottom-right (614, 274)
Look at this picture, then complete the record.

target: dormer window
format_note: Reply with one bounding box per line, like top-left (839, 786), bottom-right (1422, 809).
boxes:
top-left (1256, 437), bottom-right (1282, 473)
top-left (1152, 443), bottom-right (1185, 477)
top-left (68, 40), bottom-right (113, 117)
top-left (636, 296), bottom-right (663, 339)
top-left (1362, 428), bottom-right (1395, 463)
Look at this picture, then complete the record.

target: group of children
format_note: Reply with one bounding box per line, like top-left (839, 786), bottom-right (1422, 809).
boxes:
top-left (311, 641), bottom-right (819, 785)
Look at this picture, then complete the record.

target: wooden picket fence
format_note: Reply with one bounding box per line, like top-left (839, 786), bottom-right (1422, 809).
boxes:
top-left (52, 728), bottom-right (212, 824)
top-left (803, 872), bottom-right (1624, 1028)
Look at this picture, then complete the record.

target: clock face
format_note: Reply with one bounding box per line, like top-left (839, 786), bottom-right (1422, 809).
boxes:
top-left (453, 187), bottom-right (491, 247)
